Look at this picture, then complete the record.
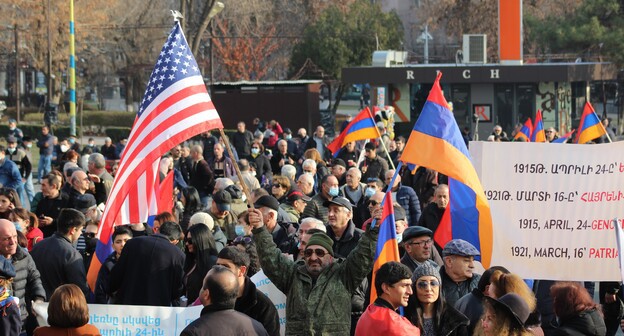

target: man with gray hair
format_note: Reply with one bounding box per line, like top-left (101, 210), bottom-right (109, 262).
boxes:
top-left (234, 159), bottom-right (260, 191)
top-left (301, 159), bottom-right (319, 193)
top-left (210, 142), bottom-right (235, 179)
top-left (296, 172), bottom-right (315, 197)
top-left (281, 164), bottom-right (296, 182)
top-left (100, 136), bottom-right (118, 160)
top-left (189, 144), bottom-right (215, 207)
top-left (87, 153), bottom-right (113, 204)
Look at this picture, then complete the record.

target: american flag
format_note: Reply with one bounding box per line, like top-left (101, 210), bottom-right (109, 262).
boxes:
top-left (87, 21), bottom-right (223, 290)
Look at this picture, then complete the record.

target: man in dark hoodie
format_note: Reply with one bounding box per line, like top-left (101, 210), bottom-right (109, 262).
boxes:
top-left (216, 247), bottom-right (280, 336)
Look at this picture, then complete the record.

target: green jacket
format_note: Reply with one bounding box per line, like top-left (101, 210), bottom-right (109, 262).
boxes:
top-left (252, 225), bottom-right (378, 335)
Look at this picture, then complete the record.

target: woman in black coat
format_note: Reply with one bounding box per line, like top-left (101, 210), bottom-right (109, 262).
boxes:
top-left (405, 264), bottom-right (470, 336)
top-left (183, 224), bottom-right (218, 304)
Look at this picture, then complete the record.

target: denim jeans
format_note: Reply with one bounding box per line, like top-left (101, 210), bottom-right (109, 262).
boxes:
top-left (38, 154), bottom-right (52, 182)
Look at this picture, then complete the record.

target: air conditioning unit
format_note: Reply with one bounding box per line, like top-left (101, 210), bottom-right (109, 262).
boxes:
top-left (372, 50), bottom-right (408, 67)
top-left (462, 34), bottom-right (487, 64)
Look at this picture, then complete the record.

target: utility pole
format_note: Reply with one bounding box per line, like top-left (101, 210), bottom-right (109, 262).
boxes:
top-left (14, 25), bottom-right (20, 123)
top-left (47, 0), bottom-right (53, 107)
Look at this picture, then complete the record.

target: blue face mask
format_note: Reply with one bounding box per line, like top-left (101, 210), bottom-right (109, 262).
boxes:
top-left (235, 225), bottom-right (245, 236)
top-left (251, 148), bottom-right (260, 155)
top-left (328, 187), bottom-right (339, 197)
top-left (364, 187), bottom-right (375, 198)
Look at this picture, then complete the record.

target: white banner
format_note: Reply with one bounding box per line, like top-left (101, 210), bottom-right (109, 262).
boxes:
top-left (33, 302), bottom-right (202, 335)
top-left (470, 141), bottom-right (624, 281)
top-left (251, 269), bottom-right (287, 336)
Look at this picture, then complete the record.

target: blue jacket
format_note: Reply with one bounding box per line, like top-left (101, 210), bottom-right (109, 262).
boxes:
top-left (0, 159), bottom-right (22, 191)
top-left (384, 183), bottom-right (421, 226)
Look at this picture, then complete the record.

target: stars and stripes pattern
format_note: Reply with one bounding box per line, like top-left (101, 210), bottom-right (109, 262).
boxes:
top-left (87, 21), bottom-right (223, 290)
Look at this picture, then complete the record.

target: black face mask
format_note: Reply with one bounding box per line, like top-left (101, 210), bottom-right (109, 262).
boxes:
top-left (85, 237), bottom-right (98, 253)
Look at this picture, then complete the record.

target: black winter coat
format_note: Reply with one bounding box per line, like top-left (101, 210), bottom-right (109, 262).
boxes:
top-left (11, 247), bottom-right (45, 321)
top-left (180, 304), bottom-right (269, 336)
top-left (236, 277), bottom-right (280, 336)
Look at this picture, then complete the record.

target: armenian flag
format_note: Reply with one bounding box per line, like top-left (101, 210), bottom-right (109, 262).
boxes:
top-left (531, 110), bottom-right (545, 142)
top-left (552, 130), bottom-right (575, 144)
top-left (575, 102), bottom-right (607, 144)
top-left (327, 107), bottom-right (380, 155)
top-left (370, 191), bottom-right (401, 303)
top-left (514, 118), bottom-right (533, 142)
top-left (399, 72), bottom-right (493, 267)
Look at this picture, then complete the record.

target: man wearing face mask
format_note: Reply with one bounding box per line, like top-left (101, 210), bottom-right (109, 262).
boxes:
top-left (7, 119), bottom-right (23, 145)
top-left (81, 138), bottom-right (100, 156)
top-left (302, 174), bottom-right (339, 225)
top-left (68, 134), bottom-right (81, 152)
top-left (6, 136), bottom-right (32, 205)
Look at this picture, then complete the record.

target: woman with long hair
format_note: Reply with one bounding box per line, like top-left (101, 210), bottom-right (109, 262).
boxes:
top-left (179, 186), bottom-right (202, 232)
top-left (405, 264), bottom-right (469, 336)
top-left (549, 281), bottom-right (606, 336)
top-left (10, 208), bottom-right (43, 251)
top-left (475, 293), bottom-right (533, 336)
top-left (0, 188), bottom-right (21, 220)
top-left (183, 224), bottom-right (218, 303)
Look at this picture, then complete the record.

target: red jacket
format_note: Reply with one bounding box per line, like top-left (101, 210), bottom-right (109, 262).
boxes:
top-left (355, 299), bottom-right (421, 336)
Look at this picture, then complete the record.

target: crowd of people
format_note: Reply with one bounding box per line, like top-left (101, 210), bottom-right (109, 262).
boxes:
top-left (0, 117), bottom-right (618, 336)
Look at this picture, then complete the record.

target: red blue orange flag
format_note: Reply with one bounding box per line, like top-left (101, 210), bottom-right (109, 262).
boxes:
top-left (327, 107), bottom-right (380, 155)
top-left (400, 72), bottom-right (493, 267)
top-left (531, 110), bottom-right (545, 142)
top-left (514, 118), bottom-right (533, 142)
top-left (552, 130), bottom-right (574, 143)
top-left (370, 191), bottom-right (401, 303)
top-left (574, 102), bottom-right (607, 144)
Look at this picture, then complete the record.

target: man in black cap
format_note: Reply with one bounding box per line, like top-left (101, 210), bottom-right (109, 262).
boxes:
top-left (359, 142), bottom-right (389, 182)
top-left (440, 239), bottom-right (482, 307)
top-left (324, 197), bottom-right (362, 259)
top-left (401, 225), bottom-right (443, 273)
top-left (279, 190), bottom-right (310, 224)
top-left (209, 190), bottom-right (238, 240)
top-left (254, 195), bottom-right (296, 254)
top-left (330, 158), bottom-right (347, 186)
top-left (248, 206), bottom-right (378, 335)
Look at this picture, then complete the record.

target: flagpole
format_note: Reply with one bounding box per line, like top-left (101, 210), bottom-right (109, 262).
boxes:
top-left (370, 161), bottom-right (402, 229)
top-left (377, 135), bottom-right (396, 170)
top-left (364, 106), bottom-right (396, 170)
top-left (68, 0), bottom-right (76, 136)
top-left (218, 128), bottom-right (254, 209)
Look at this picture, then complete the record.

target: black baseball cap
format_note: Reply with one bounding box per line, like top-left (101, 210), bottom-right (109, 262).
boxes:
top-left (323, 196), bottom-right (352, 212)
top-left (254, 195), bottom-right (280, 211)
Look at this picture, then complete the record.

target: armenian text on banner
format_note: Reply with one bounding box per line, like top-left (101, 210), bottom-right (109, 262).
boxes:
top-left (470, 141), bottom-right (624, 281)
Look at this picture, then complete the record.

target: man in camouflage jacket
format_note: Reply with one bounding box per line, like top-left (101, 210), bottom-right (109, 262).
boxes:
top-left (248, 208), bottom-right (378, 335)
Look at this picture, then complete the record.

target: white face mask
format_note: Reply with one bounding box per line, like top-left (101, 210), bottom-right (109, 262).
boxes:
top-left (60, 145), bottom-right (69, 152)
top-left (7, 148), bottom-right (15, 154)
top-left (251, 171), bottom-right (257, 177)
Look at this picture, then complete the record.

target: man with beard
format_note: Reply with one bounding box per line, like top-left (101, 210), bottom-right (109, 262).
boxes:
top-left (248, 206), bottom-right (378, 335)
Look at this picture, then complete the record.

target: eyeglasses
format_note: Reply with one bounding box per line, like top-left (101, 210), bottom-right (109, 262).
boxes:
top-left (304, 248), bottom-right (328, 258)
top-left (272, 184), bottom-right (283, 188)
top-left (545, 130), bottom-right (552, 133)
top-left (233, 236), bottom-right (252, 245)
top-left (416, 280), bottom-right (440, 289)
top-left (184, 238), bottom-right (193, 244)
top-left (84, 232), bottom-right (96, 239)
top-left (367, 200), bottom-right (380, 207)
top-left (407, 239), bottom-right (433, 247)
